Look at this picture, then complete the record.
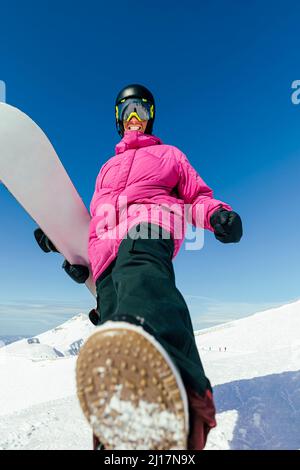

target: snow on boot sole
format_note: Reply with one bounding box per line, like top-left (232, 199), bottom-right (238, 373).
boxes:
top-left (76, 321), bottom-right (189, 450)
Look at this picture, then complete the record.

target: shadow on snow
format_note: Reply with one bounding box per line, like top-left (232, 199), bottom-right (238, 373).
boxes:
top-left (213, 370), bottom-right (300, 450)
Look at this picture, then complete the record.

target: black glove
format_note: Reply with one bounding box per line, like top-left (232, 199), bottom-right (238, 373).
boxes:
top-left (210, 208), bottom-right (243, 243)
top-left (62, 260), bottom-right (90, 284)
top-left (34, 228), bottom-right (59, 253)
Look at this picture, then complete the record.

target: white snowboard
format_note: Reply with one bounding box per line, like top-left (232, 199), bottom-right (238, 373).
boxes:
top-left (0, 103), bottom-right (96, 296)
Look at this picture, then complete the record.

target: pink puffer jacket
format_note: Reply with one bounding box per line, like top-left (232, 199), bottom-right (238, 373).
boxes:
top-left (89, 131), bottom-right (232, 281)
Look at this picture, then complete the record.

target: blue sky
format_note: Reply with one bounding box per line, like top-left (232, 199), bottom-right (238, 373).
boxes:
top-left (0, 0), bottom-right (300, 335)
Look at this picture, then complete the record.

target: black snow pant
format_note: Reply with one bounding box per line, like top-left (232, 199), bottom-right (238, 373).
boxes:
top-left (95, 223), bottom-right (212, 398)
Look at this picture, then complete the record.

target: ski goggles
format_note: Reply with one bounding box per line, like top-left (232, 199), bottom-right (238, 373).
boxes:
top-left (115, 98), bottom-right (154, 122)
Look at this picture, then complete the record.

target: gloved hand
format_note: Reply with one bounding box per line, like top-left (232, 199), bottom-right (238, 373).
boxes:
top-left (62, 260), bottom-right (90, 284)
top-left (34, 228), bottom-right (59, 253)
top-left (210, 207), bottom-right (243, 243)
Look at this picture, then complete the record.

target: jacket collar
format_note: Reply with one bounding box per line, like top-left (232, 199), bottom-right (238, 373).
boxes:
top-left (115, 131), bottom-right (163, 155)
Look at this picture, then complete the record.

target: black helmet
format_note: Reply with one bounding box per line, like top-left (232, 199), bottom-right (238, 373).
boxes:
top-left (115, 84), bottom-right (155, 137)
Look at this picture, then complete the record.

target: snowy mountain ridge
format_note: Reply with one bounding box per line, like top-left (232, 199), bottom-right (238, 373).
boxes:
top-left (2, 313), bottom-right (94, 361)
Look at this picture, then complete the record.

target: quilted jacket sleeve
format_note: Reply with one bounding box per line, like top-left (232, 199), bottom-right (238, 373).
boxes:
top-left (176, 150), bottom-right (232, 231)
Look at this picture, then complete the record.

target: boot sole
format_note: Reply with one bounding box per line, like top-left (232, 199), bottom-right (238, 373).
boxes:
top-left (76, 321), bottom-right (189, 450)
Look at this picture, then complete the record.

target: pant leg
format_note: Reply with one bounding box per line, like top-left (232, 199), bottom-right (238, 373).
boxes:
top-left (95, 260), bottom-right (118, 323)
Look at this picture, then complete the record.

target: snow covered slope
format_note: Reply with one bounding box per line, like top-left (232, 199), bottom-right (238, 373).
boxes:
top-left (0, 314), bottom-right (94, 449)
top-left (196, 299), bottom-right (300, 383)
top-left (0, 301), bottom-right (299, 450)
top-left (199, 300), bottom-right (300, 450)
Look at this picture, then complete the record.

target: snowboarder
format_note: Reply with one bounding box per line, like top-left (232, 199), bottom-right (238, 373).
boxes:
top-left (35, 84), bottom-right (242, 450)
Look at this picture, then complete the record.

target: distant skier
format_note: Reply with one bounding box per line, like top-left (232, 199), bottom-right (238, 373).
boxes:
top-left (35, 84), bottom-right (242, 450)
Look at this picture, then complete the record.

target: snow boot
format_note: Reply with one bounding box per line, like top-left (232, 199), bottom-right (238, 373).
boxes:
top-left (76, 321), bottom-right (189, 450)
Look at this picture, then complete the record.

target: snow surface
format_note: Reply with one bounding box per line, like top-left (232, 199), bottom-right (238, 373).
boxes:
top-left (0, 301), bottom-right (299, 450)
